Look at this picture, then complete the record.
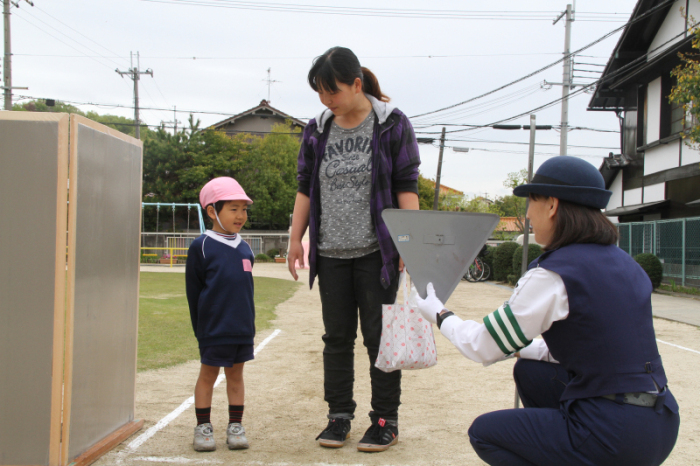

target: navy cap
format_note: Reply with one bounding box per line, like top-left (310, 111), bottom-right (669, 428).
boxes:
top-left (513, 156), bottom-right (612, 209)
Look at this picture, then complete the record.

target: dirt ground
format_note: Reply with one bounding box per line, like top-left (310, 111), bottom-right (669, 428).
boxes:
top-left (96, 263), bottom-right (700, 466)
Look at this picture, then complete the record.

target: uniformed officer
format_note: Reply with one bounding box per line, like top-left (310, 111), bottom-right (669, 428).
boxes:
top-left (416, 156), bottom-right (680, 466)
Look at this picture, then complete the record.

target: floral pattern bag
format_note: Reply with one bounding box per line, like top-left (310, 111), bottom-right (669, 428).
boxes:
top-left (375, 271), bottom-right (437, 372)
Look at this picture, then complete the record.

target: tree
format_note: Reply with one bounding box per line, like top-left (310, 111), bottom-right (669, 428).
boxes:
top-left (417, 174), bottom-right (451, 210)
top-left (493, 169), bottom-right (528, 233)
top-left (12, 99), bottom-right (153, 138)
top-left (234, 122), bottom-right (300, 229)
top-left (670, 27), bottom-right (700, 148)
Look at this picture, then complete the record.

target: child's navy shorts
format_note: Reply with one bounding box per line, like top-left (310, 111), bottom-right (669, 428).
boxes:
top-left (200, 344), bottom-right (254, 367)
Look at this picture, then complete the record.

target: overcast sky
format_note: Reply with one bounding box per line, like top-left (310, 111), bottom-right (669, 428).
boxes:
top-left (6, 0), bottom-right (641, 198)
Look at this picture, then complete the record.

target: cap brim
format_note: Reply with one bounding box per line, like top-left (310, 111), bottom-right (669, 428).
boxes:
top-left (513, 183), bottom-right (612, 209)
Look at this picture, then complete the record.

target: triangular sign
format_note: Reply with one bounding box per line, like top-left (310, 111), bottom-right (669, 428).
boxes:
top-left (382, 210), bottom-right (500, 304)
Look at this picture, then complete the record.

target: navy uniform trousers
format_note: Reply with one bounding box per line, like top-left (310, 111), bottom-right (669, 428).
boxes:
top-left (468, 359), bottom-right (680, 466)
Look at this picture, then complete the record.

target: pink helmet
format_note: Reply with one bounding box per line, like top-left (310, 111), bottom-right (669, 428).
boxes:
top-left (199, 177), bottom-right (253, 208)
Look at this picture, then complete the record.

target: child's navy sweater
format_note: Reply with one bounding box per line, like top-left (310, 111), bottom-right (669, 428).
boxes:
top-left (186, 231), bottom-right (255, 348)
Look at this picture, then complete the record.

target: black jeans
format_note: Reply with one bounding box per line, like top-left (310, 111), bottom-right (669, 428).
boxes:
top-left (316, 251), bottom-right (401, 420)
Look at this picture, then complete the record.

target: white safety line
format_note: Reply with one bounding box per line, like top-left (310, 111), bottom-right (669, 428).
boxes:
top-left (657, 338), bottom-right (700, 355)
top-left (132, 456), bottom-right (224, 464)
top-left (123, 329), bottom-right (282, 453)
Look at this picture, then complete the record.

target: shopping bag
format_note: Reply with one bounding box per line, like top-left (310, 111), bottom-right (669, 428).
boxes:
top-left (375, 271), bottom-right (437, 373)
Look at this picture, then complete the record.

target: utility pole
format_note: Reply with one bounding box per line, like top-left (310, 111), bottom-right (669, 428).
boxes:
top-left (554, 4), bottom-right (574, 156)
top-left (116, 52), bottom-right (152, 139)
top-left (521, 115), bottom-right (536, 279)
top-left (160, 106), bottom-right (181, 134)
top-left (3, 0), bottom-right (31, 110)
top-left (432, 127), bottom-right (446, 211)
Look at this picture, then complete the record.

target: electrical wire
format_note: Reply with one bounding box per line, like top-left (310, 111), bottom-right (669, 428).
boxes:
top-left (12, 7), bottom-right (127, 70)
top-left (140, 1), bottom-right (628, 22)
top-left (409, 0), bottom-right (675, 119)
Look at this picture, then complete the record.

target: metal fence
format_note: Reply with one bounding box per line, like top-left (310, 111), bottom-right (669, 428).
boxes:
top-left (140, 231), bottom-right (289, 266)
top-left (617, 216), bottom-right (700, 287)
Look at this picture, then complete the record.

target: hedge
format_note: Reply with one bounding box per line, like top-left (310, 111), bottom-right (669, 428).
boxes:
top-left (634, 253), bottom-right (663, 289)
top-left (512, 244), bottom-right (544, 280)
top-left (493, 242), bottom-right (519, 282)
top-left (255, 253), bottom-right (273, 263)
top-left (481, 245), bottom-right (497, 280)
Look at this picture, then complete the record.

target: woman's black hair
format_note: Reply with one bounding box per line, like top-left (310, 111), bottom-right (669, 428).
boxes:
top-left (307, 46), bottom-right (389, 102)
top-left (530, 193), bottom-right (619, 250)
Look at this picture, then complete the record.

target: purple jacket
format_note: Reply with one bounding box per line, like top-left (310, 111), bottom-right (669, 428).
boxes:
top-left (297, 95), bottom-right (421, 289)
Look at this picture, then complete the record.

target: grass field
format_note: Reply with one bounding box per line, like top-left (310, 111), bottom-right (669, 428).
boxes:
top-left (137, 272), bottom-right (300, 371)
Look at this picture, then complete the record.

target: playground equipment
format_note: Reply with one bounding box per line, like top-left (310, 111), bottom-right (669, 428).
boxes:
top-left (141, 202), bottom-right (204, 266)
top-left (1, 113), bottom-right (143, 465)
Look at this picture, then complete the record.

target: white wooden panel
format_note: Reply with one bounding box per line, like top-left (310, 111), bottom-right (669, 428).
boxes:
top-left (607, 171), bottom-right (623, 210)
top-left (64, 116), bottom-right (143, 464)
top-left (624, 187), bottom-right (643, 205)
top-left (0, 113), bottom-right (68, 466)
top-left (646, 78), bottom-right (662, 144)
top-left (643, 182), bottom-right (666, 202)
top-left (648, 0), bottom-right (686, 59)
top-left (690, 0), bottom-right (700, 21)
top-left (681, 142), bottom-right (700, 165)
top-left (644, 141), bottom-right (680, 175)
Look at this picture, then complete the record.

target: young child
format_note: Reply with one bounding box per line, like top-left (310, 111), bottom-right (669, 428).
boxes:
top-left (186, 176), bottom-right (256, 451)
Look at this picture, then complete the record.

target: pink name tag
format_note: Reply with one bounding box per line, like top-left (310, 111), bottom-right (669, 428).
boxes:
top-left (242, 259), bottom-right (252, 272)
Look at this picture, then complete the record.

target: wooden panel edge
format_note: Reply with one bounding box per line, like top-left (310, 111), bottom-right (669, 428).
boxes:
top-left (70, 114), bottom-right (143, 148)
top-left (66, 420), bottom-right (144, 466)
top-left (61, 114), bottom-right (80, 466)
top-left (0, 111), bottom-right (68, 122)
top-left (49, 114), bottom-right (70, 466)
top-left (133, 147), bottom-right (144, 414)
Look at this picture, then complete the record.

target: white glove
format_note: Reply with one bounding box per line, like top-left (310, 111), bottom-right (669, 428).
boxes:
top-left (413, 282), bottom-right (446, 324)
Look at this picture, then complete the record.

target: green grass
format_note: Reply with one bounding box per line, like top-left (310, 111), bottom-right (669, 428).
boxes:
top-left (138, 272), bottom-right (300, 371)
top-left (659, 281), bottom-right (700, 296)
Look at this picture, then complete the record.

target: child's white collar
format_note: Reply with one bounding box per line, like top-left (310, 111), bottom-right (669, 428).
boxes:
top-left (204, 230), bottom-right (242, 249)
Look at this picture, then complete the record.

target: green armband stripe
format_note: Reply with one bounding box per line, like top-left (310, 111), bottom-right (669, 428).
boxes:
top-left (503, 303), bottom-right (531, 347)
top-left (493, 310), bottom-right (521, 352)
top-left (483, 314), bottom-right (510, 355)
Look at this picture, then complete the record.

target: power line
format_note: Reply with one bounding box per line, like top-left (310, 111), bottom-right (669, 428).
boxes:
top-left (140, 0), bottom-right (628, 21)
top-left (409, 0), bottom-right (674, 119)
top-left (12, 52), bottom-right (565, 60)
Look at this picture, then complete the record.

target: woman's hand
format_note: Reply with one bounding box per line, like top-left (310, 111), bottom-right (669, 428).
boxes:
top-left (413, 282), bottom-right (446, 324)
top-left (399, 257), bottom-right (405, 272)
top-left (287, 240), bottom-right (304, 281)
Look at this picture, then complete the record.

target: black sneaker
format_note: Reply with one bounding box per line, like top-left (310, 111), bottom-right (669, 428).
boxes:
top-left (315, 418), bottom-right (351, 448)
top-left (357, 417), bottom-right (398, 452)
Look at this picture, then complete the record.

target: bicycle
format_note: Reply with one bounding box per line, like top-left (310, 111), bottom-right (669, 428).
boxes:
top-left (463, 256), bottom-right (491, 282)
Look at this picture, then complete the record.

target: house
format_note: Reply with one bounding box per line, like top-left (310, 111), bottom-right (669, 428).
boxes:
top-left (208, 100), bottom-right (306, 139)
top-left (589, 0), bottom-right (700, 222)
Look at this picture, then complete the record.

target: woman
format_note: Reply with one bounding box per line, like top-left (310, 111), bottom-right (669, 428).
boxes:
top-left (287, 46), bottom-right (420, 452)
top-left (416, 156), bottom-right (679, 465)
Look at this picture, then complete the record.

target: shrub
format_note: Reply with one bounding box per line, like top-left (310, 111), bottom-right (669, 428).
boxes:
top-left (481, 245), bottom-right (497, 280)
top-left (512, 244), bottom-right (544, 280)
top-left (255, 253), bottom-right (273, 263)
top-left (493, 242), bottom-right (519, 282)
top-left (507, 274), bottom-right (519, 287)
top-left (266, 248), bottom-right (280, 257)
top-left (634, 253), bottom-right (663, 289)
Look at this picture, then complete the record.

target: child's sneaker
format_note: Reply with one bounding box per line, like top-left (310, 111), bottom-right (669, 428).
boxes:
top-left (227, 422), bottom-right (249, 450)
top-left (315, 418), bottom-right (351, 448)
top-left (357, 417), bottom-right (398, 452)
top-left (193, 423), bottom-right (216, 451)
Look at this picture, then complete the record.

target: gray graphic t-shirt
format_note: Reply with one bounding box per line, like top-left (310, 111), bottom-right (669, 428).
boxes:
top-left (318, 112), bottom-right (379, 258)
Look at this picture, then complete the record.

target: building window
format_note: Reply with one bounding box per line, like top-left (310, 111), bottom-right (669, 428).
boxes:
top-left (670, 100), bottom-right (685, 134)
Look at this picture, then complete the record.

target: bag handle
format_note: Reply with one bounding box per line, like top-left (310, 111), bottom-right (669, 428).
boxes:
top-left (400, 270), bottom-right (411, 307)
